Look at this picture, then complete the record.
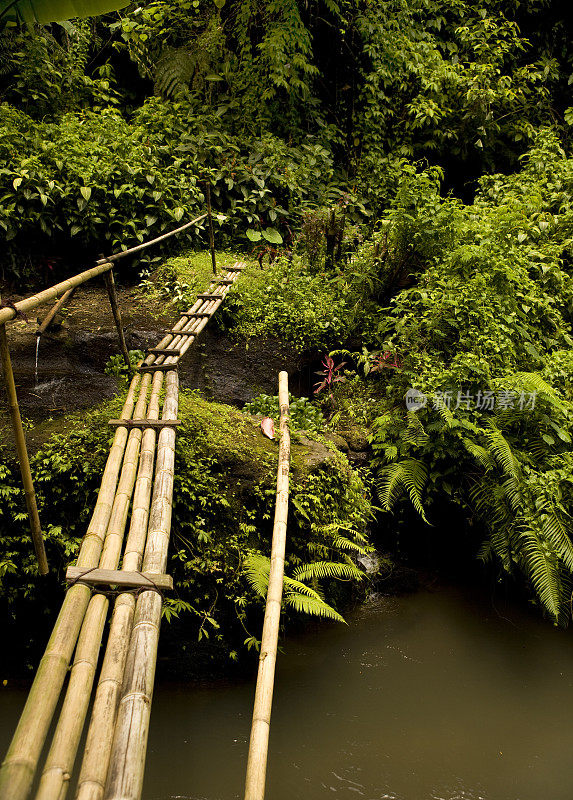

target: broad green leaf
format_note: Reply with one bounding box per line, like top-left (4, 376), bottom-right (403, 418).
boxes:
top-left (173, 207), bottom-right (184, 222)
top-left (262, 227), bottom-right (283, 244)
top-left (80, 186), bottom-right (91, 202)
top-left (246, 228), bottom-right (262, 242)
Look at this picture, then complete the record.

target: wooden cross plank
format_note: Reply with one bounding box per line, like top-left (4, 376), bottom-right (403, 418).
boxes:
top-left (66, 567), bottom-right (173, 591)
top-left (196, 293), bottom-right (224, 301)
top-left (181, 311), bottom-right (211, 318)
top-left (147, 348), bottom-right (182, 356)
top-left (138, 362), bottom-right (179, 373)
top-left (165, 329), bottom-right (196, 336)
top-left (108, 418), bottom-right (182, 429)
top-left (216, 278), bottom-right (234, 285)
top-left (226, 265), bottom-right (246, 272)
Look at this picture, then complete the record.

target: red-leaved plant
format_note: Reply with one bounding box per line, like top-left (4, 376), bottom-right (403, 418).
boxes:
top-left (314, 356), bottom-right (347, 403)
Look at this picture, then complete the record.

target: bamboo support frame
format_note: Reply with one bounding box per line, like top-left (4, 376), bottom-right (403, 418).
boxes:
top-left (0, 262), bottom-right (246, 800)
top-left (244, 371), bottom-right (291, 800)
top-left (37, 287), bottom-right (75, 338)
top-left (0, 294), bottom-right (48, 576)
top-left (103, 269), bottom-right (132, 374)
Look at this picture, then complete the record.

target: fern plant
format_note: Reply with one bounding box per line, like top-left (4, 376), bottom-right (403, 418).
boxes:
top-left (243, 552), bottom-right (349, 623)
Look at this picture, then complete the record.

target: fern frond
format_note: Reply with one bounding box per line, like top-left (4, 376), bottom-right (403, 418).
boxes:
top-left (484, 424), bottom-right (519, 479)
top-left (284, 592), bottom-right (346, 623)
top-left (519, 529), bottom-right (562, 620)
top-left (293, 561), bottom-right (366, 582)
top-left (403, 411), bottom-right (429, 447)
top-left (154, 47), bottom-right (196, 99)
top-left (462, 437), bottom-right (495, 472)
top-left (377, 458), bottom-right (429, 522)
top-left (243, 552), bottom-right (270, 598)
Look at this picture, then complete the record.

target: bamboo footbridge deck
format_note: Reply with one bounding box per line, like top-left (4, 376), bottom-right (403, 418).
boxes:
top-left (0, 262), bottom-right (246, 800)
top-left (0, 199), bottom-right (263, 799)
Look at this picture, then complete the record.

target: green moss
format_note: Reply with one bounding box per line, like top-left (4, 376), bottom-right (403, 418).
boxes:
top-left (0, 388), bottom-right (374, 675)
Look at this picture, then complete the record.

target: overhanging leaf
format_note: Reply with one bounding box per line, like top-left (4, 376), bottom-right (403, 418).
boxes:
top-left (1, 0), bottom-right (130, 24)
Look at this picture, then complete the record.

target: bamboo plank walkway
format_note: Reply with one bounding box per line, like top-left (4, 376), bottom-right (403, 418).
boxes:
top-left (0, 263), bottom-right (246, 800)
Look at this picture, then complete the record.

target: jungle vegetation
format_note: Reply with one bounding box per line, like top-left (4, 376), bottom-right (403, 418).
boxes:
top-left (1, 0), bottom-right (573, 653)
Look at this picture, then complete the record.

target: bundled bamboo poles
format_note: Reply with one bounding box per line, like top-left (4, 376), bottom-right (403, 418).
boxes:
top-left (0, 375), bottom-right (142, 800)
top-left (34, 374), bottom-right (155, 800)
top-left (75, 373), bottom-right (163, 800)
top-left (104, 369), bottom-right (179, 800)
top-left (244, 372), bottom-right (291, 800)
top-left (0, 262), bottom-right (245, 800)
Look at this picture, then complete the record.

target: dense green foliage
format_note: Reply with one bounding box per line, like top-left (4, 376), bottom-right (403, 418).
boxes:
top-left (2, 0), bottom-right (573, 631)
top-left (340, 131), bottom-right (573, 623)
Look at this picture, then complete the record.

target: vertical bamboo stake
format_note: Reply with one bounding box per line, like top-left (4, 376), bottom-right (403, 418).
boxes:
top-left (103, 268), bottom-right (132, 373)
top-left (0, 300), bottom-right (48, 575)
top-left (244, 372), bottom-right (290, 800)
top-left (205, 182), bottom-right (217, 275)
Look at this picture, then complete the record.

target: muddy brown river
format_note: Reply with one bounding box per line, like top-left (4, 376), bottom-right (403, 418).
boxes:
top-left (2, 584), bottom-right (572, 799)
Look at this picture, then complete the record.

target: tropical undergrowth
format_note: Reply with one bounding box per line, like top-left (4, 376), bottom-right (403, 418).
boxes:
top-left (339, 129), bottom-right (573, 624)
top-left (0, 389), bottom-right (374, 674)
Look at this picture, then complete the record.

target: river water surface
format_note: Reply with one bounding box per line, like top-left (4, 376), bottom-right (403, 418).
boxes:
top-left (2, 583), bottom-right (573, 800)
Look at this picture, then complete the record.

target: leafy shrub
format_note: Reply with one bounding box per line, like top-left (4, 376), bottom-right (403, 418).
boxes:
top-left (243, 393), bottom-right (324, 432)
top-left (356, 131), bottom-right (573, 623)
top-left (222, 255), bottom-right (353, 350)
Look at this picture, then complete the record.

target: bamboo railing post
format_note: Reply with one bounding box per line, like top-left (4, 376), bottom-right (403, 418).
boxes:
top-left (244, 372), bottom-right (291, 800)
top-left (204, 182), bottom-right (217, 275)
top-left (0, 295), bottom-right (48, 575)
top-left (103, 267), bottom-right (132, 374)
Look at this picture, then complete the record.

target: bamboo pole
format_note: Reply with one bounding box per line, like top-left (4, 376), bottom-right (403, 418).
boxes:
top-left (103, 269), bottom-right (132, 374)
top-left (0, 294), bottom-right (48, 575)
top-left (244, 371), bottom-right (291, 800)
top-left (37, 288), bottom-right (75, 337)
top-left (0, 263), bottom-right (112, 327)
top-left (205, 183), bottom-right (217, 275)
top-left (0, 375), bottom-right (142, 800)
top-left (104, 370), bottom-right (179, 800)
top-left (75, 373), bottom-right (164, 800)
top-left (94, 214), bottom-right (207, 265)
top-left (35, 374), bottom-right (154, 800)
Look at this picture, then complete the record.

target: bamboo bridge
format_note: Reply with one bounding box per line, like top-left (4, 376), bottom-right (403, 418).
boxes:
top-left (0, 208), bottom-right (291, 800)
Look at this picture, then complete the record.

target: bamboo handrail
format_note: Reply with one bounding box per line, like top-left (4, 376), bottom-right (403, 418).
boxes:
top-left (0, 263), bottom-right (113, 327)
top-left (94, 213), bottom-right (207, 265)
top-left (1, 211), bottom-right (208, 327)
top-left (244, 372), bottom-right (291, 800)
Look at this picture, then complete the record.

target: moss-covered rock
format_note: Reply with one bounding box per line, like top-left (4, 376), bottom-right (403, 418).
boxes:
top-left (0, 389), bottom-right (374, 675)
